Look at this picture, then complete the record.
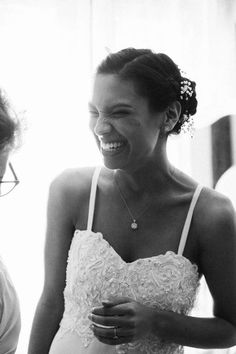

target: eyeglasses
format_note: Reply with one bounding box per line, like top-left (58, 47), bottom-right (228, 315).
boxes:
top-left (0, 163), bottom-right (20, 197)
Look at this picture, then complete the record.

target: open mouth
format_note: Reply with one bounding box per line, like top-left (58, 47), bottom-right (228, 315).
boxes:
top-left (100, 140), bottom-right (127, 152)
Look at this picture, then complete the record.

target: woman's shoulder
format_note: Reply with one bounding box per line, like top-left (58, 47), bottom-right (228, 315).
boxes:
top-left (47, 166), bottom-right (103, 226)
top-left (195, 186), bottom-right (236, 246)
top-left (198, 186), bottom-right (235, 218)
top-left (175, 167), bottom-right (234, 218)
top-left (49, 166), bottom-right (99, 198)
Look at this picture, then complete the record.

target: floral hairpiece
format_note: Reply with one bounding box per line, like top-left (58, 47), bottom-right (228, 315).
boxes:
top-left (179, 80), bottom-right (195, 137)
top-left (166, 75), bottom-right (195, 136)
top-left (179, 80), bottom-right (193, 101)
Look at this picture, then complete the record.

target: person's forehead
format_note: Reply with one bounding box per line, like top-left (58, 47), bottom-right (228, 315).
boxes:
top-left (91, 74), bottom-right (144, 108)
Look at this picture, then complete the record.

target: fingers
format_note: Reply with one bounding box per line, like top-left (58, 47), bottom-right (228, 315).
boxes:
top-left (102, 296), bottom-right (132, 307)
top-left (90, 323), bottom-right (134, 345)
top-left (89, 298), bottom-right (137, 345)
top-left (92, 324), bottom-right (133, 338)
top-left (89, 313), bottom-right (134, 329)
top-left (101, 300), bottom-right (114, 307)
top-left (92, 303), bottom-right (134, 316)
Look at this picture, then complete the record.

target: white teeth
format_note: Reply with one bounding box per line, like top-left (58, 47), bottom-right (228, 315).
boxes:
top-left (101, 141), bottom-right (124, 151)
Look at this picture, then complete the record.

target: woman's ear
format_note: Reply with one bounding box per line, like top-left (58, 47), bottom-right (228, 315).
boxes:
top-left (162, 101), bottom-right (181, 134)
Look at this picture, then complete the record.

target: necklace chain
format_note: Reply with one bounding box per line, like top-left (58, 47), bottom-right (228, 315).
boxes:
top-left (114, 173), bottom-right (152, 230)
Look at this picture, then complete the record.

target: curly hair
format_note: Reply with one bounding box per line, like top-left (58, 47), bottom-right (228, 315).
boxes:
top-left (97, 48), bottom-right (197, 135)
top-left (0, 90), bottom-right (21, 152)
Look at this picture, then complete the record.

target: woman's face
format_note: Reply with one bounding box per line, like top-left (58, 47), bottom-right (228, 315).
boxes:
top-left (89, 74), bottom-right (164, 171)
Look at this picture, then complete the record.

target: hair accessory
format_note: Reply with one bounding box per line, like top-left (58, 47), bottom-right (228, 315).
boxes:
top-left (179, 80), bottom-right (193, 101)
top-left (179, 80), bottom-right (195, 137)
top-left (181, 114), bottom-right (195, 138)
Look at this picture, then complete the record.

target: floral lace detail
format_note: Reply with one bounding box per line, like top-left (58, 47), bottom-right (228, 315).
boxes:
top-left (117, 338), bottom-right (183, 354)
top-left (59, 230), bottom-right (199, 353)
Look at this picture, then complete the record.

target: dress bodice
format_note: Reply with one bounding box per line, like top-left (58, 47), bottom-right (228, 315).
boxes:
top-left (59, 229), bottom-right (199, 353)
top-left (53, 166), bottom-right (202, 354)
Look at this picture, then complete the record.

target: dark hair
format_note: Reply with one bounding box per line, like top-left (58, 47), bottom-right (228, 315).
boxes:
top-left (97, 48), bottom-right (197, 135)
top-left (0, 90), bottom-right (21, 152)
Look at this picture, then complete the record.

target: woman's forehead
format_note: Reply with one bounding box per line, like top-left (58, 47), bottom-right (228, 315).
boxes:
top-left (91, 74), bottom-right (144, 108)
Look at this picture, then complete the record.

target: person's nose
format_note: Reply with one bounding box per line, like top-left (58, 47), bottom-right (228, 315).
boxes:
top-left (93, 114), bottom-right (112, 137)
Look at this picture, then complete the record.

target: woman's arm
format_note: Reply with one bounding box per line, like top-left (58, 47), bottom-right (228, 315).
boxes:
top-left (28, 171), bottom-right (76, 354)
top-left (151, 192), bottom-right (236, 348)
top-left (91, 191), bottom-right (236, 348)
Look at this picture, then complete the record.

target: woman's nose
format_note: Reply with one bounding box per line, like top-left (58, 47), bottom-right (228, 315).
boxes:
top-left (93, 116), bottom-right (112, 137)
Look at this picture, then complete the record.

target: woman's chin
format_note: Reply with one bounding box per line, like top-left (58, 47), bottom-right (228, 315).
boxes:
top-left (102, 158), bottom-right (127, 170)
top-left (100, 144), bottom-right (130, 169)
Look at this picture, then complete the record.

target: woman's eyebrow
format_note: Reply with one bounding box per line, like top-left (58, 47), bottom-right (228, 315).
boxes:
top-left (88, 102), bottom-right (133, 110)
top-left (110, 103), bottom-right (133, 109)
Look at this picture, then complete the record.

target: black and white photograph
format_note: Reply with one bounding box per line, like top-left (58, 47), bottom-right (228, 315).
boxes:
top-left (0, 1), bottom-right (236, 353)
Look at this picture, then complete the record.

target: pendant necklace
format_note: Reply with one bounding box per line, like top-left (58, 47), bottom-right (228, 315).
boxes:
top-left (114, 174), bottom-right (152, 230)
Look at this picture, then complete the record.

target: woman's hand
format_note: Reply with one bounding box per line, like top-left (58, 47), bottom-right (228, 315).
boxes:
top-left (89, 296), bottom-right (156, 345)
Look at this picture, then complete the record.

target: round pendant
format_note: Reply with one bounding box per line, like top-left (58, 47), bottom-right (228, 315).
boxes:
top-left (131, 221), bottom-right (138, 230)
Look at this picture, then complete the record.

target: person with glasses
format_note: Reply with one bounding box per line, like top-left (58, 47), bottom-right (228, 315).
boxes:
top-left (0, 90), bottom-right (21, 353)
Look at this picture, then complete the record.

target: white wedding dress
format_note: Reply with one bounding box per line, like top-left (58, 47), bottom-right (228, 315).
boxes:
top-left (49, 167), bottom-right (201, 354)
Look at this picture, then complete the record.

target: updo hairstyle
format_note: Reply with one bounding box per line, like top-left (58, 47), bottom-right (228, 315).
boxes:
top-left (0, 90), bottom-right (21, 152)
top-left (97, 48), bottom-right (197, 135)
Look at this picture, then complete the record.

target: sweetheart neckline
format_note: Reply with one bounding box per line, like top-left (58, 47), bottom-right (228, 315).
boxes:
top-left (74, 229), bottom-right (199, 275)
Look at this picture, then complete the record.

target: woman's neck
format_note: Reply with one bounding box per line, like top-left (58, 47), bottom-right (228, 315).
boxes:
top-left (114, 144), bottom-right (174, 197)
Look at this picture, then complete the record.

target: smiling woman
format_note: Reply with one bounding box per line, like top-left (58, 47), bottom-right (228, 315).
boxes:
top-left (89, 76), bottom-right (165, 172)
top-left (88, 99), bottom-right (137, 171)
top-left (28, 48), bottom-right (236, 354)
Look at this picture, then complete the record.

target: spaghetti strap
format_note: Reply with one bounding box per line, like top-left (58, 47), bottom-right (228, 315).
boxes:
top-left (177, 185), bottom-right (203, 256)
top-left (87, 166), bottom-right (102, 231)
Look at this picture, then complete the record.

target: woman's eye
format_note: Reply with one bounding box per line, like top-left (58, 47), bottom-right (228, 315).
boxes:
top-left (89, 110), bottom-right (131, 119)
top-left (112, 110), bottom-right (130, 117)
